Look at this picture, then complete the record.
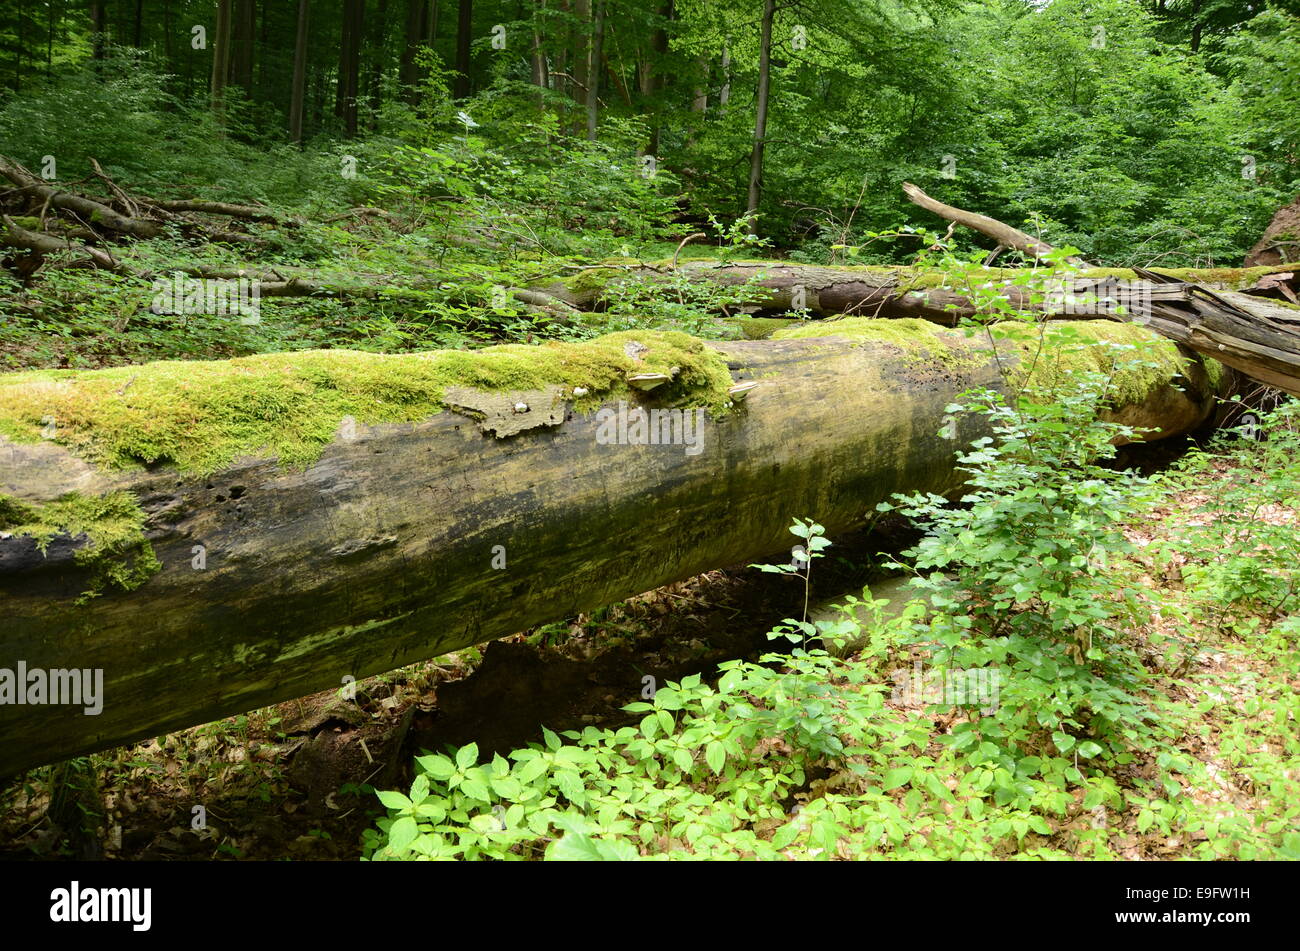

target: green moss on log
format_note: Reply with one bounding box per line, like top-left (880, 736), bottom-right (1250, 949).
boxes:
top-left (987, 321), bottom-right (1204, 406)
top-left (773, 316), bottom-right (972, 364)
top-left (0, 330), bottom-right (735, 474)
top-left (0, 491), bottom-right (160, 602)
top-left (774, 316), bottom-right (1220, 407)
top-left (773, 316), bottom-right (990, 377)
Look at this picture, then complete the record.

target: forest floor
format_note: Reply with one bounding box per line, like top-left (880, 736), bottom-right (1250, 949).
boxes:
top-left (1, 433), bottom-right (1295, 861)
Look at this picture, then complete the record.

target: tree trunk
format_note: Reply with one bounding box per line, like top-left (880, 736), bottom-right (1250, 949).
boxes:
top-left (719, 45), bottom-right (729, 106)
top-left (903, 182), bottom-right (1089, 267)
top-left (339, 0), bottom-right (364, 136)
top-left (586, 2), bottom-right (605, 140)
top-left (527, 260), bottom-right (1300, 394)
top-left (230, 0), bottom-right (256, 93)
top-left (366, 0), bottom-right (389, 128)
top-left (210, 0), bottom-right (233, 115)
top-left (530, 0), bottom-right (548, 110)
top-left (162, 0), bottom-right (174, 72)
top-left (746, 0), bottom-right (776, 233)
top-left (13, 0), bottom-right (26, 90)
top-left (289, 0), bottom-right (310, 143)
top-left (0, 323), bottom-right (1222, 775)
top-left (572, 0), bottom-right (590, 127)
top-left (639, 1), bottom-right (672, 155)
top-left (46, 0), bottom-right (55, 75)
top-left (399, 0), bottom-right (427, 98)
top-left (454, 0), bottom-right (473, 99)
top-left (90, 0), bottom-right (105, 61)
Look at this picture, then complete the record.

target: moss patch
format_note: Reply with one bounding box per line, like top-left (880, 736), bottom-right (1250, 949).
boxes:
top-left (725, 316), bottom-right (797, 339)
top-left (775, 316), bottom-right (1220, 407)
top-left (562, 267), bottom-right (630, 296)
top-left (0, 330), bottom-right (734, 474)
top-left (980, 321), bottom-right (1210, 406)
top-left (0, 491), bottom-right (161, 602)
top-left (772, 316), bottom-right (985, 372)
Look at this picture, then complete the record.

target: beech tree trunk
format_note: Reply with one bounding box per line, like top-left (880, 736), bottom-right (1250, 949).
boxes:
top-left (453, 0), bottom-right (472, 99)
top-left (0, 325), bottom-right (1223, 775)
top-left (573, 0), bottom-right (590, 125)
top-left (210, 0), bottom-right (233, 115)
top-left (530, 0), bottom-right (548, 108)
top-left (532, 261), bottom-right (1300, 394)
top-left (288, 0), bottom-right (310, 143)
top-left (746, 0), bottom-right (776, 232)
top-left (586, 2), bottom-right (605, 140)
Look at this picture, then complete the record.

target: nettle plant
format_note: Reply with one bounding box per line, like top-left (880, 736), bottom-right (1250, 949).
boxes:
top-left (364, 519), bottom-right (1094, 860)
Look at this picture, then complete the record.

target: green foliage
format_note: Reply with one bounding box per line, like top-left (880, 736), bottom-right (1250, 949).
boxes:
top-left (363, 599), bottom-right (1069, 860)
top-left (577, 268), bottom-right (771, 341)
top-left (1157, 401), bottom-right (1300, 627)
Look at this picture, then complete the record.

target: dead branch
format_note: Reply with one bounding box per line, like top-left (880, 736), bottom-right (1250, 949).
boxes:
top-left (903, 182), bottom-right (1089, 267)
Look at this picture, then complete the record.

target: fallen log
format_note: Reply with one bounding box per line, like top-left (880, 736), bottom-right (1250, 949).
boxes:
top-left (1, 214), bottom-right (130, 274)
top-left (1111, 268), bottom-right (1300, 396)
top-left (531, 261), bottom-right (1300, 394)
top-left (0, 155), bottom-right (163, 239)
top-left (530, 260), bottom-right (1299, 322)
top-left (142, 198), bottom-right (286, 224)
top-left (0, 321), bottom-right (1224, 775)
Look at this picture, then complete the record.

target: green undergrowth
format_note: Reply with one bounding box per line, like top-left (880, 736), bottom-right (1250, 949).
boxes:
top-left (0, 330), bottom-right (734, 474)
top-left (0, 491), bottom-right (160, 602)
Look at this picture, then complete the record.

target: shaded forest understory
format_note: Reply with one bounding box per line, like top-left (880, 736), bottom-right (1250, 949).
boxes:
top-left (1, 0), bottom-right (1298, 862)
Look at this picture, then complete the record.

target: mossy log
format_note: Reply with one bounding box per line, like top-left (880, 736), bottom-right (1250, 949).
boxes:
top-left (0, 322), bottom-right (1225, 775)
top-left (535, 261), bottom-right (1300, 394)
top-left (532, 260), bottom-right (1299, 322)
